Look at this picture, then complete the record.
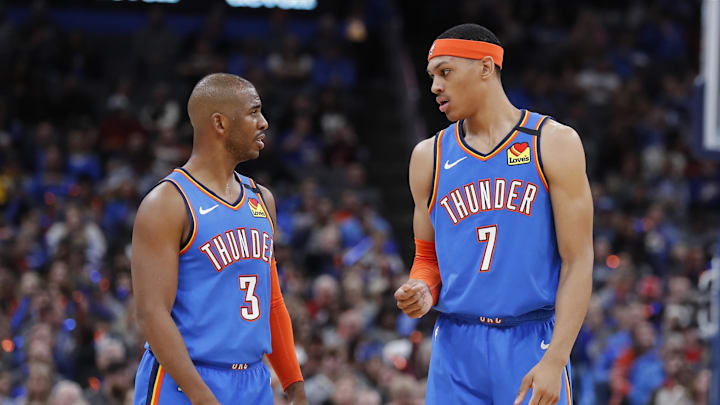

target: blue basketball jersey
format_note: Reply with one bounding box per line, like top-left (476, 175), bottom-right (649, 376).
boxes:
top-left (151, 168), bottom-right (274, 365)
top-left (428, 110), bottom-right (562, 319)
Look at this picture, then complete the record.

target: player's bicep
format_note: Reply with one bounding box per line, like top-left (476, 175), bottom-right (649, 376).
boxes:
top-left (131, 183), bottom-right (187, 315)
top-left (409, 138), bottom-right (436, 241)
top-left (542, 126), bottom-right (593, 262)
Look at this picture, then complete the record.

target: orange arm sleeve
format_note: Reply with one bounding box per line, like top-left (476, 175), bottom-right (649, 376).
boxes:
top-left (409, 238), bottom-right (441, 305)
top-left (266, 259), bottom-right (304, 390)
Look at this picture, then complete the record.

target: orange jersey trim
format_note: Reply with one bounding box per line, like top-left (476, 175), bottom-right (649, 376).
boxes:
top-left (248, 178), bottom-right (274, 232)
top-left (166, 178), bottom-right (197, 255)
top-left (427, 130), bottom-right (445, 213)
top-left (150, 365), bottom-right (165, 405)
top-left (455, 111), bottom-right (529, 161)
top-left (174, 169), bottom-right (246, 211)
top-left (533, 135), bottom-right (549, 190)
top-left (563, 366), bottom-right (572, 405)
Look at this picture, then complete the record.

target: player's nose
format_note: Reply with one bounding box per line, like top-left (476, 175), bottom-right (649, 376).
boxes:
top-left (258, 113), bottom-right (269, 131)
top-left (431, 77), bottom-right (443, 95)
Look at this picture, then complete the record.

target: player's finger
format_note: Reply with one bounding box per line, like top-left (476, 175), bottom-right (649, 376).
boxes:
top-left (397, 298), bottom-right (421, 312)
top-left (409, 283), bottom-right (426, 293)
top-left (527, 387), bottom-right (543, 405)
top-left (514, 375), bottom-right (532, 405)
top-left (407, 307), bottom-right (427, 318)
top-left (394, 284), bottom-right (413, 300)
top-left (397, 292), bottom-right (421, 307)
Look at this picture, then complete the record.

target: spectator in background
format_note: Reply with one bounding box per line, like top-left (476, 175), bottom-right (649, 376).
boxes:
top-left (49, 380), bottom-right (88, 405)
top-left (138, 82), bottom-right (180, 132)
top-left (610, 321), bottom-right (665, 405)
top-left (267, 34), bottom-right (313, 85)
top-left (16, 362), bottom-right (53, 405)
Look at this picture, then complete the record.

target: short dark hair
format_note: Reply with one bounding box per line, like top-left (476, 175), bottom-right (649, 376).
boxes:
top-left (437, 24), bottom-right (502, 47)
top-left (437, 24), bottom-right (502, 74)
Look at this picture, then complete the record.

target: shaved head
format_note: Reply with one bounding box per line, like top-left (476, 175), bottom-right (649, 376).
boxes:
top-left (187, 73), bottom-right (256, 131)
top-left (186, 73), bottom-right (268, 162)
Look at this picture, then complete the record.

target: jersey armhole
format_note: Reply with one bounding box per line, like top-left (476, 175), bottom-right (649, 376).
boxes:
top-left (427, 130), bottom-right (443, 211)
top-left (157, 179), bottom-right (196, 255)
top-left (248, 177), bottom-right (275, 232)
top-left (534, 116), bottom-right (551, 190)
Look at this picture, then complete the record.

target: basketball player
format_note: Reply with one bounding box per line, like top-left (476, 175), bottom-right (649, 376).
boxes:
top-left (395, 24), bottom-right (593, 405)
top-left (131, 73), bottom-right (307, 405)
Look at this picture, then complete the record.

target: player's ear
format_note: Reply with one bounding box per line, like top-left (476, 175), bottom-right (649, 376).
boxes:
top-left (479, 56), bottom-right (496, 79)
top-left (211, 112), bottom-right (228, 134)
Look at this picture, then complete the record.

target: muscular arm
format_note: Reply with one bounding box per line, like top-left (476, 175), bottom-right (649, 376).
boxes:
top-left (515, 122), bottom-right (594, 405)
top-left (409, 138), bottom-right (436, 243)
top-left (542, 122), bottom-right (594, 367)
top-left (257, 185), bottom-right (307, 403)
top-left (131, 183), bottom-right (218, 405)
top-left (395, 138), bottom-right (441, 318)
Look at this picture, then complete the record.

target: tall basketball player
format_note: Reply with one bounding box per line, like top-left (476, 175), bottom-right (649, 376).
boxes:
top-left (131, 73), bottom-right (307, 405)
top-left (394, 24), bottom-right (593, 405)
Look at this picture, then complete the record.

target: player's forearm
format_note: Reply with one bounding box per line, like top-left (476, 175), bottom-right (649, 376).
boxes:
top-left (138, 308), bottom-right (216, 403)
top-left (544, 254), bottom-right (592, 366)
top-left (267, 301), bottom-right (304, 390)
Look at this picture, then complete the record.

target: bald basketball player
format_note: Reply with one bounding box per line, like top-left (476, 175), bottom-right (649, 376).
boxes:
top-left (132, 73), bottom-right (307, 405)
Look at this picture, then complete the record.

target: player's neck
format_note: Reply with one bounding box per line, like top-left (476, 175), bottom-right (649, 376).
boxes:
top-left (463, 90), bottom-right (519, 140)
top-left (183, 151), bottom-right (240, 195)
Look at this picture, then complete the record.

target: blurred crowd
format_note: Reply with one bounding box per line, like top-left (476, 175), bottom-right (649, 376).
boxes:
top-left (0, 1), bottom-right (717, 405)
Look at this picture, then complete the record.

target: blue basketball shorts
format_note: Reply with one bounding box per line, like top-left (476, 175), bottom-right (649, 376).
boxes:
top-left (426, 313), bottom-right (573, 405)
top-left (133, 350), bottom-right (272, 405)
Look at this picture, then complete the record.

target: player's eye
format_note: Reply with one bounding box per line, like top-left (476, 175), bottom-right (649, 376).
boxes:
top-left (441, 69), bottom-right (450, 76)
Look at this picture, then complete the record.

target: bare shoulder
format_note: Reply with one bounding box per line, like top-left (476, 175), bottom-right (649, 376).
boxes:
top-left (136, 182), bottom-right (186, 227)
top-left (409, 136), bottom-right (438, 202)
top-left (539, 120), bottom-right (587, 184)
top-left (255, 183), bottom-right (277, 221)
top-left (540, 120), bottom-right (584, 156)
top-left (132, 181), bottom-right (187, 253)
top-left (411, 137), bottom-right (435, 163)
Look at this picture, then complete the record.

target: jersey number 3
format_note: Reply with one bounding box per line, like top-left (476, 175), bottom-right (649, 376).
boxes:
top-left (239, 275), bottom-right (261, 321)
top-left (476, 225), bottom-right (497, 272)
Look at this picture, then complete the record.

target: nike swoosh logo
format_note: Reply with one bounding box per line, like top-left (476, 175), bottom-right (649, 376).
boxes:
top-left (444, 156), bottom-right (467, 169)
top-left (541, 340), bottom-right (550, 350)
top-left (199, 204), bottom-right (219, 215)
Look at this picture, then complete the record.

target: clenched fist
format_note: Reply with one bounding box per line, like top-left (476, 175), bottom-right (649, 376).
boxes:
top-left (394, 279), bottom-right (433, 318)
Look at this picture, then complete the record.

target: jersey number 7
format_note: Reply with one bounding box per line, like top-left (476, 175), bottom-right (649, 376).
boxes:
top-left (476, 225), bottom-right (497, 272)
top-left (239, 275), bottom-right (261, 321)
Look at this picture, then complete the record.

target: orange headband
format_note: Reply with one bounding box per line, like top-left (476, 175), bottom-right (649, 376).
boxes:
top-left (427, 38), bottom-right (504, 68)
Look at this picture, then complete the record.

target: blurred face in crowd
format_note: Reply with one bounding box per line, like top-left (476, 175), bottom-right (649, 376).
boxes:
top-left (633, 321), bottom-right (656, 352)
top-left (427, 55), bottom-right (498, 122)
top-left (26, 362), bottom-right (52, 400)
top-left (49, 381), bottom-right (87, 405)
top-left (223, 85), bottom-right (268, 162)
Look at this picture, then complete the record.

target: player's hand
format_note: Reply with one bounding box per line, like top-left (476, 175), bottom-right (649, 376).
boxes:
top-left (285, 381), bottom-right (308, 405)
top-left (514, 357), bottom-right (565, 405)
top-left (394, 279), bottom-right (433, 318)
top-left (190, 391), bottom-right (221, 405)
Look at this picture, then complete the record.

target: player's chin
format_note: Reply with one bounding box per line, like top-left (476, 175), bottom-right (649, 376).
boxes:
top-left (444, 109), bottom-right (461, 122)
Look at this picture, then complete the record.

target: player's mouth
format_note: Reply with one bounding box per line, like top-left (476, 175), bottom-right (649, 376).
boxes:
top-left (254, 133), bottom-right (265, 149)
top-left (436, 96), bottom-right (450, 113)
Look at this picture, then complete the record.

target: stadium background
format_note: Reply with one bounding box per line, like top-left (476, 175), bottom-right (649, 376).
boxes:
top-left (0, 0), bottom-right (717, 404)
